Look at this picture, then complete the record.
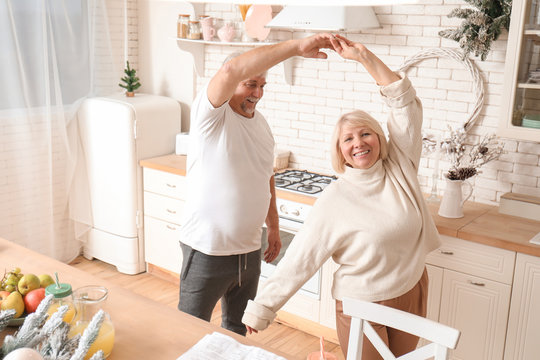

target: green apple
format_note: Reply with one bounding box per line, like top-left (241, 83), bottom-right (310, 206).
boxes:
top-left (0, 291), bottom-right (24, 318)
top-left (17, 273), bottom-right (40, 296)
top-left (38, 274), bottom-right (55, 288)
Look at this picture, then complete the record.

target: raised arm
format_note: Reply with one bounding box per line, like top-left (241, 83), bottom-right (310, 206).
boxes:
top-left (329, 34), bottom-right (400, 86)
top-left (207, 33), bottom-right (334, 108)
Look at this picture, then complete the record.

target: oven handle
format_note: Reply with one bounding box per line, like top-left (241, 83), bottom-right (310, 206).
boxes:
top-left (263, 218), bottom-right (302, 233)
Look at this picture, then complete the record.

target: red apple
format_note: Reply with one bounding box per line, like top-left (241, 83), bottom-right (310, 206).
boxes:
top-left (0, 290), bottom-right (10, 307)
top-left (23, 287), bottom-right (46, 313)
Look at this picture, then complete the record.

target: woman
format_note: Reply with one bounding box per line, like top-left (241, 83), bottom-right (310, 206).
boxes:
top-left (242, 35), bottom-right (441, 359)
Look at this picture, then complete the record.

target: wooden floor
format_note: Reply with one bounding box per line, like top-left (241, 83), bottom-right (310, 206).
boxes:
top-left (69, 256), bottom-right (344, 360)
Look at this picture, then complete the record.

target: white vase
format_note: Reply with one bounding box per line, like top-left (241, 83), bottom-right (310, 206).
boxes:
top-left (438, 178), bottom-right (473, 218)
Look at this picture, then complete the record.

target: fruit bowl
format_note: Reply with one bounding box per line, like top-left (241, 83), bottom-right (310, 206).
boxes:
top-left (7, 314), bottom-right (26, 327)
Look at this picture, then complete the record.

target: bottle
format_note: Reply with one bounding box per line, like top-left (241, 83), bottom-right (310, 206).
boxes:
top-left (177, 14), bottom-right (190, 38)
top-left (188, 20), bottom-right (202, 40)
top-left (45, 282), bottom-right (76, 324)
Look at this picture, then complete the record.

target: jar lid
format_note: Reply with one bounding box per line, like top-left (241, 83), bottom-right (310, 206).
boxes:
top-left (46, 283), bottom-right (72, 298)
top-left (189, 20), bottom-right (199, 23)
top-left (180, 14), bottom-right (190, 18)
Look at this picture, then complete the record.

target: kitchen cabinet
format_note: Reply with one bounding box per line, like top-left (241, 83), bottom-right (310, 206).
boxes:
top-left (499, 0), bottom-right (540, 141)
top-left (142, 167), bottom-right (186, 274)
top-left (176, 38), bottom-right (294, 85)
top-left (504, 253), bottom-right (540, 360)
top-left (425, 235), bottom-right (514, 360)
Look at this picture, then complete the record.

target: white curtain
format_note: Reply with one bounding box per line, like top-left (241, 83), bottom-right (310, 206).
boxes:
top-left (0, 0), bottom-right (127, 262)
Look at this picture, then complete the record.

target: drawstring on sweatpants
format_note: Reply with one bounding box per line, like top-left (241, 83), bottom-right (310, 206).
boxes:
top-left (237, 253), bottom-right (248, 287)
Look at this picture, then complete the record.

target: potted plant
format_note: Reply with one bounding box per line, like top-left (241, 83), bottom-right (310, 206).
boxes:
top-left (118, 61), bottom-right (141, 97)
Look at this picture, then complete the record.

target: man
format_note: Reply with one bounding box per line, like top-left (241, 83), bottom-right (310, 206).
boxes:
top-left (178, 33), bottom-right (333, 335)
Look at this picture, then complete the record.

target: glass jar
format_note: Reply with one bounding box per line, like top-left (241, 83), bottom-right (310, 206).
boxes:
top-left (188, 20), bottom-right (202, 40)
top-left (177, 14), bottom-right (190, 38)
top-left (70, 286), bottom-right (115, 360)
top-left (45, 282), bottom-right (76, 324)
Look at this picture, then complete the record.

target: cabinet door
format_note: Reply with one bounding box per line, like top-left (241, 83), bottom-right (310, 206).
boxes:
top-left (499, 0), bottom-right (540, 141)
top-left (439, 269), bottom-right (511, 360)
top-left (426, 264), bottom-right (443, 322)
top-left (505, 253), bottom-right (540, 360)
top-left (143, 216), bottom-right (183, 274)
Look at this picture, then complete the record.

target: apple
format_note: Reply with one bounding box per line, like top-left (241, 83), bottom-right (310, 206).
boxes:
top-left (38, 274), bottom-right (55, 288)
top-left (17, 274), bottom-right (40, 296)
top-left (23, 287), bottom-right (46, 313)
top-left (0, 290), bottom-right (10, 307)
top-left (0, 291), bottom-right (24, 318)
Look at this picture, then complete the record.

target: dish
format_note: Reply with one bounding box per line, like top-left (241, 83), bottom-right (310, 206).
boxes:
top-left (8, 315), bottom-right (26, 327)
top-left (245, 5), bottom-right (272, 41)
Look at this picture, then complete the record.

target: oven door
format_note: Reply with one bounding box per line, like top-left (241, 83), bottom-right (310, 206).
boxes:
top-left (260, 218), bottom-right (321, 299)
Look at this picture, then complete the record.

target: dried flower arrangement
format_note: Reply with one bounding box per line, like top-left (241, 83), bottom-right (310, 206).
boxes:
top-left (439, 127), bottom-right (504, 181)
top-left (0, 295), bottom-right (105, 360)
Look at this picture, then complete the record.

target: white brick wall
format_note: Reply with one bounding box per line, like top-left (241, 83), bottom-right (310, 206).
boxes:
top-left (193, 2), bottom-right (540, 205)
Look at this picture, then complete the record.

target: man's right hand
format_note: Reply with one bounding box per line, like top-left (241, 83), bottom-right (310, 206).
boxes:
top-left (296, 33), bottom-right (334, 59)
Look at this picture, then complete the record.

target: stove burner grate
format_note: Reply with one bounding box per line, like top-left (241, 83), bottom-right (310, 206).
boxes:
top-left (274, 170), bottom-right (337, 195)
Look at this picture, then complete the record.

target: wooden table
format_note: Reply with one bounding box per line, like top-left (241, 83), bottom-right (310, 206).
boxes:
top-left (0, 238), bottom-right (294, 359)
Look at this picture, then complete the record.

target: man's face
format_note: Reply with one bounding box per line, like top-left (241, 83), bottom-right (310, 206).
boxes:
top-left (229, 75), bottom-right (266, 118)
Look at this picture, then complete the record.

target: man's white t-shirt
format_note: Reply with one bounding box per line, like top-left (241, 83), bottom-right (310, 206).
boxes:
top-left (180, 85), bottom-right (275, 256)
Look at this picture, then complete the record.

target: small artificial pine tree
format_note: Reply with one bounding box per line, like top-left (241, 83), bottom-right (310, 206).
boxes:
top-left (118, 61), bottom-right (141, 94)
top-left (439, 0), bottom-right (512, 61)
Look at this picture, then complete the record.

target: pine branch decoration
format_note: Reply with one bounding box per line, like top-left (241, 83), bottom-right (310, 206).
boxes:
top-left (0, 309), bottom-right (16, 332)
top-left (118, 60), bottom-right (141, 93)
top-left (439, 0), bottom-right (512, 61)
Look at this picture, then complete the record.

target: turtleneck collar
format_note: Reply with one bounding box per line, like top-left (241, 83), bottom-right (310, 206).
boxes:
top-left (340, 159), bottom-right (385, 183)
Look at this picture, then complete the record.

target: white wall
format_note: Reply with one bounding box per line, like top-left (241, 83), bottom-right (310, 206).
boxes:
top-left (137, 0), bottom-right (204, 131)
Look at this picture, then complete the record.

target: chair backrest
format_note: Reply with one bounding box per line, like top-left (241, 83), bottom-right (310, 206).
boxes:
top-left (343, 297), bottom-right (460, 360)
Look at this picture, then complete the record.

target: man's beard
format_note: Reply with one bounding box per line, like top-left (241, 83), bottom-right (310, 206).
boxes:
top-left (241, 97), bottom-right (259, 115)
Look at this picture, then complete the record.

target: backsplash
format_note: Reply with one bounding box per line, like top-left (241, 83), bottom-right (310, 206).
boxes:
top-left (191, 2), bottom-right (540, 206)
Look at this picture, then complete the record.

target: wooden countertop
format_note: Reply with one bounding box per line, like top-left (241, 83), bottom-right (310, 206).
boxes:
top-left (140, 154), bottom-right (540, 257)
top-left (0, 238), bottom-right (295, 360)
top-left (140, 154), bottom-right (187, 176)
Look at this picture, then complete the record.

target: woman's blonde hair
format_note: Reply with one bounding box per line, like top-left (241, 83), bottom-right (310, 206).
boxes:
top-left (330, 110), bottom-right (388, 173)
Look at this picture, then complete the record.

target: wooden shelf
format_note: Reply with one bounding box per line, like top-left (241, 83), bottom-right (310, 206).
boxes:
top-left (517, 82), bottom-right (540, 89)
top-left (175, 37), bottom-right (294, 85)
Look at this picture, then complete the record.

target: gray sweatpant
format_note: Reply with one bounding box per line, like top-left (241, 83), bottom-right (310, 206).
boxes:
top-left (178, 242), bottom-right (261, 336)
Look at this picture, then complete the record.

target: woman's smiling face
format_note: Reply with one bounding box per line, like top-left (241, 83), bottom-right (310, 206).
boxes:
top-left (339, 122), bottom-right (381, 169)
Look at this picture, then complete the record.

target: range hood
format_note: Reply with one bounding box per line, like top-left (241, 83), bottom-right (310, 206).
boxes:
top-left (265, 6), bottom-right (380, 32)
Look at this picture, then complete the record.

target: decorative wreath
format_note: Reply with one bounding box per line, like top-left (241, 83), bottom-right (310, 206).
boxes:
top-left (397, 48), bottom-right (485, 133)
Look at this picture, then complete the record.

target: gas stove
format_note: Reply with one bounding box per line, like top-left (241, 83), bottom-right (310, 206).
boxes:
top-left (274, 169), bottom-right (337, 196)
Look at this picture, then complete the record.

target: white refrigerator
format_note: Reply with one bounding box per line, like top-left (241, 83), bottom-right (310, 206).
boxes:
top-left (78, 94), bottom-right (182, 274)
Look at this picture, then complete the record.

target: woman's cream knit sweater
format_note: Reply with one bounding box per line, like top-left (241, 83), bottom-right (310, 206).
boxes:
top-left (242, 75), bottom-right (441, 331)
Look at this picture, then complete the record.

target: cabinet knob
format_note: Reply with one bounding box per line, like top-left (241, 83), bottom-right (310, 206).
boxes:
top-left (166, 183), bottom-right (176, 188)
top-left (468, 280), bottom-right (485, 287)
top-left (166, 224), bottom-right (177, 230)
top-left (439, 250), bottom-right (454, 255)
top-left (166, 209), bottom-right (176, 214)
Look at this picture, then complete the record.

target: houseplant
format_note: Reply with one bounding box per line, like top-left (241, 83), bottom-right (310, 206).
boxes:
top-left (118, 61), bottom-right (141, 97)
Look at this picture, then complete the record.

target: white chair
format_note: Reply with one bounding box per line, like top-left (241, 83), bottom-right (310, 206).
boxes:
top-left (343, 297), bottom-right (460, 360)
